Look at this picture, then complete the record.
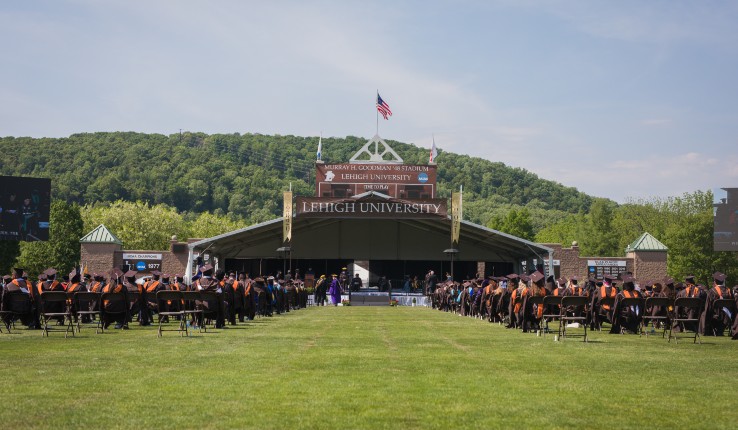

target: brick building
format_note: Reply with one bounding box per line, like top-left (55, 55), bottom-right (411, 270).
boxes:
top-left (80, 224), bottom-right (194, 278)
top-left (540, 232), bottom-right (668, 282)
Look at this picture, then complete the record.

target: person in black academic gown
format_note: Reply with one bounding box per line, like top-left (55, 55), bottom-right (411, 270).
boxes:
top-left (590, 276), bottom-right (618, 330)
top-left (610, 275), bottom-right (642, 334)
top-left (1, 268), bottom-right (35, 329)
top-left (672, 275), bottom-right (705, 333)
top-left (699, 272), bottom-right (735, 336)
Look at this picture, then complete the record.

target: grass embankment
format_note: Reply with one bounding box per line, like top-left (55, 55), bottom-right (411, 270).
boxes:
top-left (1, 306), bottom-right (736, 429)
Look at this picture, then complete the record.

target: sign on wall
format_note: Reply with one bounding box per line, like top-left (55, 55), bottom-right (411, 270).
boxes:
top-left (587, 259), bottom-right (627, 280)
top-left (296, 196), bottom-right (447, 219)
top-left (122, 253), bottom-right (163, 273)
top-left (315, 163), bottom-right (437, 198)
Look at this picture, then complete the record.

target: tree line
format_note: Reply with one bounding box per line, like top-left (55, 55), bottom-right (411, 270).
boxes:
top-left (1, 132), bottom-right (735, 281)
top-left (0, 131), bottom-right (592, 224)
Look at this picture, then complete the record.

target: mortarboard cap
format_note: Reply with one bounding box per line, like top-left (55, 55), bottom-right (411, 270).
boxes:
top-left (529, 271), bottom-right (544, 283)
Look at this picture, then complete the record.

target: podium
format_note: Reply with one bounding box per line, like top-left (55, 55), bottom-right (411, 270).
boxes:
top-left (304, 274), bottom-right (315, 290)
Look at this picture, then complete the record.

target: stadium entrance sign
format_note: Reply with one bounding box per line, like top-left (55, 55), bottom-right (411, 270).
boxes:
top-left (316, 163), bottom-right (437, 199)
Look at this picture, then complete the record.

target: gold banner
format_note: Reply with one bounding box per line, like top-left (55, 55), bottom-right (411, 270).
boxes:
top-left (451, 191), bottom-right (461, 244)
top-left (283, 191), bottom-right (293, 242)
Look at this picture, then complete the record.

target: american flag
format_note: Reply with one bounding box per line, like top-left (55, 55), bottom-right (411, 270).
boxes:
top-left (377, 93), bottom-right (392, 120)
top-left (429, 136), bottom-right (438, 163)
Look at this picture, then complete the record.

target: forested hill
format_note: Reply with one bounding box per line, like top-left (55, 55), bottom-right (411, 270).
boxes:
top-left (0, 132), bottom-right (592, 225)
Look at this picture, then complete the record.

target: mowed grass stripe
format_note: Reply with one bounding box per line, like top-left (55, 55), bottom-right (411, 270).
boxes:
top-left (1, 306), bottom-right (737, 429)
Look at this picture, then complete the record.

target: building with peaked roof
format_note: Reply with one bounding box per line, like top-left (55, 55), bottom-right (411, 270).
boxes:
top-left (625, 232), bottom-right (668, 282)
top-left (186, 198), bottom-right (555, 286)
top-left (80, 224), bottom-right (194, 279)
top-left (625, 232), bottom-right (669, 253)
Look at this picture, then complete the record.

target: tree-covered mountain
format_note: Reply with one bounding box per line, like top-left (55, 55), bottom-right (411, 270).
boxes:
top-left (0, 131), bottom-right (593, 225)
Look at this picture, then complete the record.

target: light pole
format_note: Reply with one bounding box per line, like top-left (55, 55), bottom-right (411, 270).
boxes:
top-left (276, 246), bottom-right (291, 280)
top-left (443, 248), bottom-right (459, 282)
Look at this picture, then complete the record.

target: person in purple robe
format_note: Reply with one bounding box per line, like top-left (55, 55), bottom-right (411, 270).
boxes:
top-left (328, 274), bottom-right (342, 306)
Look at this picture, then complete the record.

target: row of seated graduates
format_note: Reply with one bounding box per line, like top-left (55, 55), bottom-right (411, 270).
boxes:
top-left (1, 265), bottom-right (310, 331)
top-left (431, 270), bottom-right (738, 338)
top-left (1, 267), bottom-right (86, 330)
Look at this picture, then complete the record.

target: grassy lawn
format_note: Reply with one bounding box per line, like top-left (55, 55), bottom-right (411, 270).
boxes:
top-left (1, 306), bottom-right (737, 429)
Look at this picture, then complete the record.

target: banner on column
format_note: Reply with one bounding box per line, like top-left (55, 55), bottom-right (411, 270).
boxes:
top-left (451, 191), bottom-right (461, 245)
top-left (283, 191), bottom-right (293, 242)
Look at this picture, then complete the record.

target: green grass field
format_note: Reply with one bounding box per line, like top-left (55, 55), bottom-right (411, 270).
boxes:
top-left (2, 306), bottom-right (737, 429)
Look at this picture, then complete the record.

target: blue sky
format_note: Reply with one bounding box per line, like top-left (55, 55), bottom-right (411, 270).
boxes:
top-left (2, 0), bottom-right (737, 202)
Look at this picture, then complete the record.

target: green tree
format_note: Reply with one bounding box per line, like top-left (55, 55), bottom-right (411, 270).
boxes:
top-left (17, 200), bottom-right (83, 278)
top-left (82, 201), bottom-right (188, 250)
top-left (660, 191), bottom-right (738, 283)
top-left (189, 212), bottom-right (247, 239)
top-left (488, 208), bottom-right (535, 241)
top-left (535, 213), bottom-right (584, 246)
top-left (580, 199), bottom-right (618, 256)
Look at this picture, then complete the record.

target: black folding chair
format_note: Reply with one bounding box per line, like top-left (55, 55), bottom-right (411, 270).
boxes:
top-left (156, 291), bottom-right (188, 337)
top-left (642, 297), bottom-right (672, 338)
top-left (710, 299), bottom-right (737, 336)
top-left (1, 292), bottom-right (34, 333)
top-left (669, 297), bottom-right (704, 344)
top-left (617, 297), bottom-right (645, 335)
top-left (100, 292), bottom-right (128, 332)
top-left (510, 296), bottom-right (523, 329)
top-left (596, 297), bottom-right (616, 331)
top-left (199, 291), bottom-right (223, 330)
top-left (526, 295), bottom-right (545, 333)
top-left (74, 292), bottom-right (102, 334)
top-left (181, 291), bottom-right (204, 333)
top-left (126, 291), bottom-right (142, 324)
top-left (39, 291), bottom-right (75, 338)
top-left (559, 296), bottom-right (590, 342)
top-left (541, 296), bottom-right (563, 336)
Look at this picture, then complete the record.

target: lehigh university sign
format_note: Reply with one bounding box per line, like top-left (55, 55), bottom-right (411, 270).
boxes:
top-left (296, 194), bottom-right (447, 219)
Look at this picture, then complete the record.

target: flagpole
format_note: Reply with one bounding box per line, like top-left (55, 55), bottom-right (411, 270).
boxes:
top-left (376, 90), bottom-right (379, 136)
